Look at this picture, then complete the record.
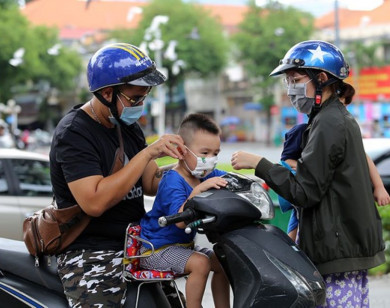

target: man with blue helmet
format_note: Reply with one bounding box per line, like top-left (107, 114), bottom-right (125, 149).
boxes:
top-left (231, 40), bottom-right (385, 307)
top-left (50, 43), bottom-right (187, 307)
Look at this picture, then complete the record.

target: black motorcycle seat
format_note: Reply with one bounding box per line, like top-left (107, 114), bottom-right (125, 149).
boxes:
top-left (0, 238), bottom-right (64, 295)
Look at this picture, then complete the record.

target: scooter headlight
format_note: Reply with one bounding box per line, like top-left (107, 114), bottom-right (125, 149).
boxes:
top-left (237, 182), bottom-right (274, 219)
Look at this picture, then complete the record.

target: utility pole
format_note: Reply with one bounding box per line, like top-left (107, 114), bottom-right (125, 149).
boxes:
top-left (334, 0), bottom-right (340, 47)
top-left (143, 15), bottom-right (169, 137)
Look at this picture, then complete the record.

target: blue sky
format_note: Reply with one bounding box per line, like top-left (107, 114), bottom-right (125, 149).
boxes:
top-left (186, 0), bottom-right (384, 17)
top-left (186, 0), bottom-right (335, 17)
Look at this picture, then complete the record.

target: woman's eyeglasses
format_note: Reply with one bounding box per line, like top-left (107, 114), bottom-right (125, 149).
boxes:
top-left (283, 75), bottom-right (308, 88)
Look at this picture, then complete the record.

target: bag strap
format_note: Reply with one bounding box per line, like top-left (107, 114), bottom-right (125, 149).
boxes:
top-left (116, 124), bottom-right (125, 168)
top-left (59, 211), bottom-right (86, 233)
top-left (109, 125), bottom-right (125, 174)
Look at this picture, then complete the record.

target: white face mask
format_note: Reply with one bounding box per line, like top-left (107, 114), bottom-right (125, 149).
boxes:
top-left (184, 147), bottom-right (218, 179)
top-left (287, 79), bottom-right (314, 114)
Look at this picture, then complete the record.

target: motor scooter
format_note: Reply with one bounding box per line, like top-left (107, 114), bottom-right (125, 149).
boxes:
top-left (158, 172), bottom-right (326, 307)
top-left (0, 172), bottom-right (325, 307)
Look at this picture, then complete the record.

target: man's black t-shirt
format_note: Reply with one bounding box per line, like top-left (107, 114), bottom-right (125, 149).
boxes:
top-left (50, 105), bottom-right (147, 251)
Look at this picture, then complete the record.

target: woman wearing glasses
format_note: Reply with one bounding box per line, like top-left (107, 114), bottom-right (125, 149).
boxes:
top-left (50, 43), bottom-right (187, 307)
top-left (231, 40), bottom-right (385, 307)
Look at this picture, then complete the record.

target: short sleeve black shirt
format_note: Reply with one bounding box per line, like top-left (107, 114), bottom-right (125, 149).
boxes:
top-left (50, 105), bottom-right (147, 251)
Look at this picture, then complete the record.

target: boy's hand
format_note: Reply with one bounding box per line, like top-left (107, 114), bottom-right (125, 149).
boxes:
top-left (374, 186), bottom-right (390, 206)
top-left (193, 177), bottom-right (228, 195)
top-left (285, 159), bottom-right (297, 170)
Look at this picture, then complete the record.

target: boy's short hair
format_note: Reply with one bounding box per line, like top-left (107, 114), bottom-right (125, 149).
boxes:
top-left (178, 113), bottom-right (220, 145)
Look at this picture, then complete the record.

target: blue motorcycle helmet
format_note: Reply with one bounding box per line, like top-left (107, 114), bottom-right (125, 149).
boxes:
top-left (87, 43), bottom-right (166, 126)
top-left (269, 40), bottom-right (349, 80)
top-left (87, 43), bottom-right (167, 92)
top-left (270, 40), bottom-right (350, 123)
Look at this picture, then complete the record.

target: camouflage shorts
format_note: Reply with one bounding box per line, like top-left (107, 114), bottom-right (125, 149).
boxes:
top-left (57, 250), bottom-right (127, 308)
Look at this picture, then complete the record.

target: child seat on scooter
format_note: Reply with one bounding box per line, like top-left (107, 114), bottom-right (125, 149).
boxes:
top-left (122, 224), bottom-right (185, 308)
top-left (123, 224), bottom-right (178, 279)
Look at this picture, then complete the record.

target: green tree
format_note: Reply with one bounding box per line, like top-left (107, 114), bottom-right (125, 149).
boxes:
top-left (345, 41), bottom-right (385, 68)
top-left (234, 1), bottom-right (314, 144)
top-left (0, 0), bottom-right (34, 7)
top-left (26, 26), bottom-right (82, 90)
top-left (0, 5), bottom-right (82, 102)
top-left (0, 0), bottom-right (16, 9)
top-left (108, 0), bottom-right (229, 107)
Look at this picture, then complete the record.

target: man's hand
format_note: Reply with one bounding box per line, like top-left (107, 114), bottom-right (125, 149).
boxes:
top-left (145, 134), bottom-right (186, 160)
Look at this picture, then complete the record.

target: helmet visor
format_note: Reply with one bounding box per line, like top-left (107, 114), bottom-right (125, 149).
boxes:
top-left (270, 63), bottom-right (297, 77)
top-left (269, 58), bottom-right (306, 77)
top-left (120, 63), bottom-right (167, 87)
top-left (129, 68), bottom-right (167, 86)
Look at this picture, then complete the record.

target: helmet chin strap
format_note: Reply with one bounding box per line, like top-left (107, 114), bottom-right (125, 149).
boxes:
top-left (306, 69), bottom-right (338, 124)
top-left (93, 88), bottom-right (123, 126)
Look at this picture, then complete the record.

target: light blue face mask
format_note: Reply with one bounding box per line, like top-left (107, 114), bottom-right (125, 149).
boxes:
top-left (109, 96), bottom-right (144, 126)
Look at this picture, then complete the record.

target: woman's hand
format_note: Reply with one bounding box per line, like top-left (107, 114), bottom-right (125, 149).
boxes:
top-left (145, 134), bottom-right (186, 160)
top-left (231, 151), bottom-right (262, 170)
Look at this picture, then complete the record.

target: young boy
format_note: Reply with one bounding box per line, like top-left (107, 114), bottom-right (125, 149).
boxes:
top-left (140, 113), bottom-right (230, 308)
top-left (277, 123), bottom-right (307, 242)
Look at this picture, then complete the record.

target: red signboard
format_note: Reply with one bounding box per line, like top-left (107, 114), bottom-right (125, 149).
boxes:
top-left (346, 66), bottom-right (390, 101)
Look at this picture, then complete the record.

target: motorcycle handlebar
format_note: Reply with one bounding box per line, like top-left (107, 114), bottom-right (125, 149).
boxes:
top-left (158, 208), bottom-right (195, 227)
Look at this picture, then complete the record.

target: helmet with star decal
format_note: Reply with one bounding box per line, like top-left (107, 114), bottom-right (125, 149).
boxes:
top-left (269, 40), bottom-right (349, 80)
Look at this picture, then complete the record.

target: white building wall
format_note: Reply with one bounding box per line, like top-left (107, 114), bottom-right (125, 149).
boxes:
top-left (184, 76), bottom-right (227, 120)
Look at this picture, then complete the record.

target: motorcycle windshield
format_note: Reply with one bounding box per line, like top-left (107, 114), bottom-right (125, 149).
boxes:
top-left (187, 173), bottom-right (274, 231)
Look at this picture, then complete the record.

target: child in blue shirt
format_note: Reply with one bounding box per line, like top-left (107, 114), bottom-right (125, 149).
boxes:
top-left (277, 123), bottom-right (307, 242)
top-left (140, 113), bottom-right (230, 308)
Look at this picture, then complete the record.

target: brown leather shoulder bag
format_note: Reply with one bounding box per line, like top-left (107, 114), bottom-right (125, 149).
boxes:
top-left (23, 202), bottom-right (90, 266)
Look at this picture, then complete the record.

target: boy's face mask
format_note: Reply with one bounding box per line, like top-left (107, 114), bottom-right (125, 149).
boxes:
top-left (287, 79), bottom-right (314, 114)
top-left (184, 147), bottom-right (218, 179)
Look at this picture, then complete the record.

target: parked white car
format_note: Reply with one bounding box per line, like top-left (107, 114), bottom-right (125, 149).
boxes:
top-left (0, 148), bottom-right (156, 240)
top-left (0, 148), bottom-right (52, 240)
top-left (363, 138), bottom-right (390, 194)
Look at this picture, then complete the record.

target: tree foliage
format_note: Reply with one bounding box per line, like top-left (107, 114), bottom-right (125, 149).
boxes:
top-left (233, 1), bottom-right (314, 144)
top-left (344, 41), bottom-right (385, 72)
top-left (377, 205), bottom-right (390, 274)
top-left (108, 0), bottom-right (229, 94)
top-left (0, 6), bottom-right (82, 101)
top-left (234, 1), bottom-right (314, 99)
top-left (0, 0), bottom-right (17, 9)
